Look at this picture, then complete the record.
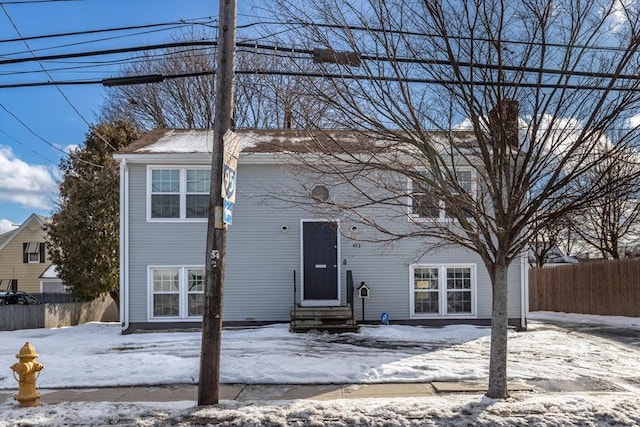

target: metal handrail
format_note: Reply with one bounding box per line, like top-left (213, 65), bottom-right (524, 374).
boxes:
top-left (346, 270), bottom-right (354, 318)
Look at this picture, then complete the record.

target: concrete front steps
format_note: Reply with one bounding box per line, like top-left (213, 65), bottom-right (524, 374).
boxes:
top-left (289, 306), bottom-right (359, 333)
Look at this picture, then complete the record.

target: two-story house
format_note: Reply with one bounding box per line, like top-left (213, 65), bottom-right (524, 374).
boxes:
top-left (0, 213), bottom-right (52, 293)
top-left (114, 129), bottom-right (528, 334)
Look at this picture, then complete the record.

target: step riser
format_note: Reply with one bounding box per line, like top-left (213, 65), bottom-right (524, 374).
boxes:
top-left (290, 306), bottom-right (359, 333)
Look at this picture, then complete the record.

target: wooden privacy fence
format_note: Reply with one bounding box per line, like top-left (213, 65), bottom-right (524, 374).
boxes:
top-left (529, 258), bottom-right (640, 317)
top-left (0, 297), bottom-right (118, 331)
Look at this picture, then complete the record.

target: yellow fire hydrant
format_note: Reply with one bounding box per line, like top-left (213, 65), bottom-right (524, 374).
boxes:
top-left (10, 342), bottom-right (44, 407)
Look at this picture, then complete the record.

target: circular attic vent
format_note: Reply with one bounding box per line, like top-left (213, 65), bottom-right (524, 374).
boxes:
top-left (311, 184), bottom-right (330, 202)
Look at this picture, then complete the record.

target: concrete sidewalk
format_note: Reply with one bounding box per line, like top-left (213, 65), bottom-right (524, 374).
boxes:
top-left (0, 382), bottom-right (535, 404)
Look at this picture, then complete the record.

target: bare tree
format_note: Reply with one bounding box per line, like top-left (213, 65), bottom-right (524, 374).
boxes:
top-left (572, 147), bottom-right (640, 259)
top-left (100, 31), bottom-right (215, 129)
top-left (100, 31), bottom-right (337, 130)
top-left (529, 215), bottom-right (578, 267)
top-left (265, 0), bottom-right (640, 398)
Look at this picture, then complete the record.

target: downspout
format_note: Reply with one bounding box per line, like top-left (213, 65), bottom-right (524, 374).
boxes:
top-left (119, 159), bottom-right (129, 333)
top-left (520, 251), bottom-right (528, 330)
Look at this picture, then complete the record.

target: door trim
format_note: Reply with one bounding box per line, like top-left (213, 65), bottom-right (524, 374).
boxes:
top-left (299, 219), bottom-right (341, 307)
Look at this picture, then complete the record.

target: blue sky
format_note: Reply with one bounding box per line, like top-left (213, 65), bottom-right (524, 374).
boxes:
top-left (0, 0), bottom-right (263, 233)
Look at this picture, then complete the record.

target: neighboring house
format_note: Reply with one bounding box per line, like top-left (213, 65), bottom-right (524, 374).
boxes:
top-left (39, 264), bottom-right (66, 293)
top-left (114, 129), bottom-right (529, 334)
top-left (0, 213), bottom-right (54, 293)
top-left (529, 245), bottom-right (579, 267)
top-left (543, 246), bottom-right (579, 266)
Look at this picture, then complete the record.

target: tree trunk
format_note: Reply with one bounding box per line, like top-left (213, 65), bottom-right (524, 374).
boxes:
top-left (109, 290), bottom-right (120, 310)
top-left (487, 262), bottom-right (509, 398)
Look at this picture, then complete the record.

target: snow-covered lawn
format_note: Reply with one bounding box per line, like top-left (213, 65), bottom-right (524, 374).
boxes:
top-left (1, 312), bottom-right (639, 426)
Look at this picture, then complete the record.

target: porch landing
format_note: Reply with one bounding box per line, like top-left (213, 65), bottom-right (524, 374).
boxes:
top-left (289, 306), bottom-right (359, 333)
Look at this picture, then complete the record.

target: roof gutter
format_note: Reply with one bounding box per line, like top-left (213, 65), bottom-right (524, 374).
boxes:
top-left (119, 158), bottom-right (130, 334)
top-left (520, 251), bottom-right (529, 330)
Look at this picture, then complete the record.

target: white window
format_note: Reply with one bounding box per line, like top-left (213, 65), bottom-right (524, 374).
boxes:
top-left (409, 169), bottom-right (475, 221)
top-left (410, 264), bottom-right (476, 318)
top-left (148, 167), bottom-right (210, 221)
top-left (149, 266), bottom-right (205, 319)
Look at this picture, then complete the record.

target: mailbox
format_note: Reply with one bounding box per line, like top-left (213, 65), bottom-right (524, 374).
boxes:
top-left (358, 282), bottom-right (370, 299)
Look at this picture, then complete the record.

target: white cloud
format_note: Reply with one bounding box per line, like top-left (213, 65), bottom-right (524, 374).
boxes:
top-left (0, 145), bottom-right (58, 210)
top-left (629, 113), bottom-right (640, 128)
top-left (607, 0), bottom-right (636, 32)
top-left (63, 144), bottom-right (80, 154)
top-left (0, 219), bottom-right (19, 234)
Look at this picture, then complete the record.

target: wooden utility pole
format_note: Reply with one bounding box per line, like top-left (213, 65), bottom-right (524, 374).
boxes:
top-left (198, 0), bottom-right (236, 406)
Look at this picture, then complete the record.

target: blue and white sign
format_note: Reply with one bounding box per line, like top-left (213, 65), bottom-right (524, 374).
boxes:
top-left (223, 199), bottom-right (234, 225)
top-left (221, 130), bottom-right (241, 226)
top-left (222, 163), bottom-right (237, 203)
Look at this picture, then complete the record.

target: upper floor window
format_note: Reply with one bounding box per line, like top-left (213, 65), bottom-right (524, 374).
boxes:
top-left (409, 169), bottom-right (475, 221)
top-left (148, 167), bottom-right (210, 221)
top-left (23, 242), bottom-right (44, 264)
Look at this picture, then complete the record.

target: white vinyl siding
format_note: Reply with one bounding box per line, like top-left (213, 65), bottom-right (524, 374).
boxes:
top-left (410, 264), bottom-right (476, 318)
top-left (149, 266), bottom-right (204, 320)
top-left (147, 167), bottom-right (210, 221)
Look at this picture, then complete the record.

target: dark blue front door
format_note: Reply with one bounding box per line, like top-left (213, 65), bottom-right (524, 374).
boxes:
top-left (303, 221), bottom-right (338, 300)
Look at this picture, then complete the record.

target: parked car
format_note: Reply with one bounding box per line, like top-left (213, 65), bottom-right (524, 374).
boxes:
top-left (0, 291), bottom-right (42, 305)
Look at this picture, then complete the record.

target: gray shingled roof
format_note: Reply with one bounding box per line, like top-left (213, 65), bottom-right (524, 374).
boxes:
top-left (116, 128), bottom-right (476, 156)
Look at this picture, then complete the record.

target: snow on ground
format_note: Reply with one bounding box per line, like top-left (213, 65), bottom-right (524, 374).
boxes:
top-left (1, 312), bottom-right (639, 426)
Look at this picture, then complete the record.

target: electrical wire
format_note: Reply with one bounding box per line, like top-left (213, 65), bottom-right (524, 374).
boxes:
top-left (3, 39), bottom-right (638, 84)
top-left (0, 128), bottom-right (58, 164)
top-left (0, 102), bottom-right (102, 168)
top-left (0, 0), bottom-right (78, 4)
top-left (0, 16), bottom-right (216, 44)
top-left (1, 38), bottom-right (639, 90)
top-left (1, 2), bottom-right (117, 151)
top-left (3, 68), bottom-right (638, 92)
top-left (5, 25), bottom-right (204, 57)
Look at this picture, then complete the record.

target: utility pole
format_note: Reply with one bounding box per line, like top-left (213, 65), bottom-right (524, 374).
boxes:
top-left (198, 0), bottom-right (236, 406)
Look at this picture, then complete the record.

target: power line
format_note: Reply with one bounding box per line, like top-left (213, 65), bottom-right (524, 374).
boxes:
top-left (3, 40), bottom-right (639, 83)
top-left (0, 103), bottom-right (60, 150)
top-left (2, 69), bottom-right (639, 92)
top-left (0, 17), bottom-right (216, 44)
top-left (1, 40), bottom-right (640, 90)
top-left (0, 16), bottom-right (633, 58)
top-left (0, 0), bottom-right (78, 4)
top-left (0, 2), bottom-right (117, 151)
top-left (5, 25), bottom-right (204, 58)
top-left (283, 20), bottom-right (636, 54)
top-left (0, 128), bottom-right (58, 165)
top-left (0, 102), bottom-right (104, 168)
top-left (0, 40), bottom-right (217, 65)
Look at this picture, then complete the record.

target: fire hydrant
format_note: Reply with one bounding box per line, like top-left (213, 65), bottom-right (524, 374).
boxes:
top-left (10, 342), bottom-right (44, 407)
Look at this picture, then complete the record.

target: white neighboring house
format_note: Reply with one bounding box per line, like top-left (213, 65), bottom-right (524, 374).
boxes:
top-left (39, 264), bottom-right (66, 293)
top-left (114, 129), bottom-right (529, 334)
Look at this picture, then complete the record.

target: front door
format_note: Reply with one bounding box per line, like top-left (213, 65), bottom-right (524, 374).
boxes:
top-left (302, 221), bottom-right (339, 305)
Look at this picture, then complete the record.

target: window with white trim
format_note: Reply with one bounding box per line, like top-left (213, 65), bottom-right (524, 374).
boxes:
top-left (409, 169), bottom-right (475, 220)
top-left (148, 167), bottom-right (210, 220)
top-left (149, 267), bottom-right (204, 319)
top-left (410, 264), bottom-right (476, 317)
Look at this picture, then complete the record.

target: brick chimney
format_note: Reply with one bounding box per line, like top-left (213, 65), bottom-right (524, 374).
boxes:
top-left (489, 99), bottom-right (519, 147)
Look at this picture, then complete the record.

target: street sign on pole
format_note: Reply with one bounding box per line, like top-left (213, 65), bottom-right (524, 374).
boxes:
top-left (221, 130), bottom-right (240, 225)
